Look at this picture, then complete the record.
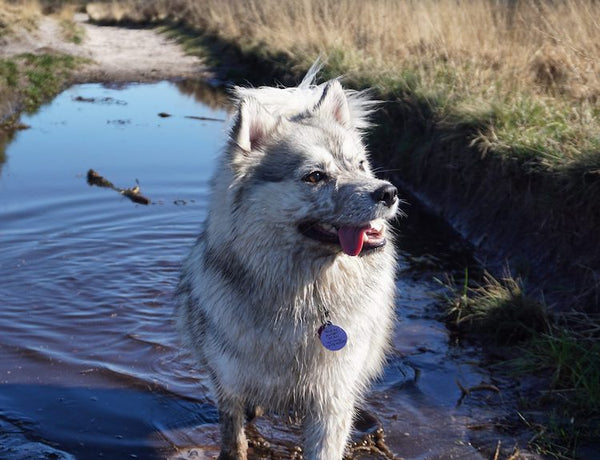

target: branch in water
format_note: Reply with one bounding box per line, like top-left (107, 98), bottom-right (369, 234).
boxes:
top-left (86, 169), bottom-right (151, 205)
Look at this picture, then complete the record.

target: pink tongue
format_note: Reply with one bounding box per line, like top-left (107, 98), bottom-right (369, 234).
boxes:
top-left (338, 226), bottom-right (369, 256)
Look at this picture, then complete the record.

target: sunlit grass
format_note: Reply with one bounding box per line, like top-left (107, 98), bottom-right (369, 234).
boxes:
top-left (88, 0), bottom-right (600, 167)
top-left (0, 0), bottom-right (41, 37)
top-left (440, 270), bottom-right (550, 344)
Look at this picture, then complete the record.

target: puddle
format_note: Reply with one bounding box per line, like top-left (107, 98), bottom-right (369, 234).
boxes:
top-left (0, 81), bottom-right (525, 459)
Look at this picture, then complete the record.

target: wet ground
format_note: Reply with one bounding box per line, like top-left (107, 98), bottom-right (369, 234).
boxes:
top-left (0, 81), bottom-right (532, 459)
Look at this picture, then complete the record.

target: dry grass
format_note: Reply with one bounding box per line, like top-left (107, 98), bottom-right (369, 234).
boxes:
top-left (85, 0), bottom-right (600, 169)
top-left (54, 4), bottom-right (85, 44)
top-left (0, 0), bottom-right (42, 38)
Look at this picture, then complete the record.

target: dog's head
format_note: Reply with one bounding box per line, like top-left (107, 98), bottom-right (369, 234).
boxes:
top-left (221, 78), bottom-right (399, 258)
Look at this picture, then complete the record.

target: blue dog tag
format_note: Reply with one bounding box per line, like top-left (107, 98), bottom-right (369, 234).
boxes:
top-left (318, 322), bottom-right (347, 351)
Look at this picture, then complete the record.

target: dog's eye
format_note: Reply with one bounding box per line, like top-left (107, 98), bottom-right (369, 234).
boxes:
top-left (303, 171), bottom-right (327, 184)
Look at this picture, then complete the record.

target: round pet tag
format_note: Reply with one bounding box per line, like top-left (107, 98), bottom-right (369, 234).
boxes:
top-left (318, 322), bottom-right (348, 351)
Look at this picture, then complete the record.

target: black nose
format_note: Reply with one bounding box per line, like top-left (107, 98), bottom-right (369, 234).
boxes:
top-left (371, 184), bottom-right (398, 207)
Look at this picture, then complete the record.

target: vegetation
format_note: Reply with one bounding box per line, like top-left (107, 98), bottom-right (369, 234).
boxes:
top-left (440, 271), bottom-right (600, 458)
top-left (56, 3), bottom-right (85, 44)
top-left (0, 0), bottom-right (41, 37)
top-left (1, 52), bottom-right (84, 128)
top-left (0, 1), bottom-right (86, 127)
top-left (441, 270), bottom-right (550, 345)
top-left (85, 0), bottom-right (600, 167)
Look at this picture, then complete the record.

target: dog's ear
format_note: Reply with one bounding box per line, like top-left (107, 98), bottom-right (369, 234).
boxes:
top-left (313, 80), bottom-right (351, 129)
top-left (231, 97), bottom-right (279, 153)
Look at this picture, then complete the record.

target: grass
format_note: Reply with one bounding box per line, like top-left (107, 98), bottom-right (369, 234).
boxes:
top-left (514, 330), bottom-right (600, 458)
top-left (56, 4), bottom-right (86, 44)
top-left (20, 53), bottom-right (83, 111)
top-left (85, 0), bottom-right (600, 169)
top-left (440, 271), bottom-right (600, 458)
top-left (0, 1), bottom-right (88, 126)
top-left (440, 270), bottom-right (550, 345)
top-left (0, 52), bottom-right (85, 128)
top-left (0, 0), bottom-right (41, 38)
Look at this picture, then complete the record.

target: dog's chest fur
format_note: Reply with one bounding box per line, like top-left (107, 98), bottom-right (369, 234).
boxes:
top-left (177, 235), bottom-right (396, 412)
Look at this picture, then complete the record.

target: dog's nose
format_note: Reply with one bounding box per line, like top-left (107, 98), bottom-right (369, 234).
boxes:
top-left (372, 184), bottom-right (398, 207)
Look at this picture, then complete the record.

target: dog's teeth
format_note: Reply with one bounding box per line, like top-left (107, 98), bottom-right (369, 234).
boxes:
top-left (371, 219), bottom-right (385, 232)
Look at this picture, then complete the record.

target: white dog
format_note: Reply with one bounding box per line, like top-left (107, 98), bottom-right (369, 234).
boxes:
top-left (176, 62), bottom-right (399, 459)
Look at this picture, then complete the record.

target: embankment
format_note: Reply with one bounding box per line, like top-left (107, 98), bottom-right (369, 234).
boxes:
top-left (159, 34), bottom-right (600, 313)
top-left (369, 97), bottom-right (600, 313)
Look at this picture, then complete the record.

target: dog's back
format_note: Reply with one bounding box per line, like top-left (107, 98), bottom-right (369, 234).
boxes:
top-left (176, 64), bottom-right (399, 460)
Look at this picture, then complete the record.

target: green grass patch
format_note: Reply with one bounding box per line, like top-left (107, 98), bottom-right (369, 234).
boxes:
top-left (516, 330), bottom-right (600, 411)
top-left (18, 53), bottom-right (83, 112)
top-left (513, 330), bottom-right (600, 458)
top-left (1, 52), bottom-right (86, 129)
top-left (0, 59), bottom-right (18, 87)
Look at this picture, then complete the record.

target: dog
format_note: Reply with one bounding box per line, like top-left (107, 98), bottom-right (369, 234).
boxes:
top-left (175, 62), bottom-right (399, 460)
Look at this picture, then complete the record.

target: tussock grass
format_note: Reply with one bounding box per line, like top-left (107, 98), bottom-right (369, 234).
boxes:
top-left (440, 271), bottom-right (600, 457)
top-left (440, 270), bottom-right (550, 345)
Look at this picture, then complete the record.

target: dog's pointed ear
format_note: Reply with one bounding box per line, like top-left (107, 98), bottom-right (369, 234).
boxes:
top-left (313, 80), bottom-right (351, 128)
top-left (231, 97), bottom-right (278, 153)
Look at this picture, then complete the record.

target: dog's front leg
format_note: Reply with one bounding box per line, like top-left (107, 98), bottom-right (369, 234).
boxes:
top-left (302, 403), bottom-right (354, 460)
top-left (217, 397), bottom-right (247, 460)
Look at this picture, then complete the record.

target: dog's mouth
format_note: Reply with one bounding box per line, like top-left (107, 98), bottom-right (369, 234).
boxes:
top-left (298, 219), bottom-right (387, 256)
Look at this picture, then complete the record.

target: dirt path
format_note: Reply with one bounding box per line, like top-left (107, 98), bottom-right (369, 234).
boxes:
top-left (1, 13), bottom-right (206, 82)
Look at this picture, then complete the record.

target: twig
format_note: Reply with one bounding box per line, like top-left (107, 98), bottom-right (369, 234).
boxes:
top-left (86, 169), bottom-right (151, 205)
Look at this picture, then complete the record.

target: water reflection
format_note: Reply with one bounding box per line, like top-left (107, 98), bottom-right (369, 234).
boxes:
top-left (175, 79), bottom-right (232, 110)
top-left (0, 129), bottom-right (15, 175)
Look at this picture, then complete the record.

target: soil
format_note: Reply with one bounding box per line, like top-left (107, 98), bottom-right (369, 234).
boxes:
top-left (0, 13), bottom-right (206, 82)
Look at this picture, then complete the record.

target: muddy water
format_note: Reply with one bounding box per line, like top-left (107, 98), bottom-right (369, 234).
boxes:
top-left (0, 81), bottom-right (519, 459)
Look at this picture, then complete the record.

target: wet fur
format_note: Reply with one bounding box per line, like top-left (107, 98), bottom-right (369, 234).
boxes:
top-left (175, 64), bottom-right (399, 460)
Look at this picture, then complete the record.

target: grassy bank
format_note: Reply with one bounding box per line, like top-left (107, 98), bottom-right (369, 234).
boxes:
top-left (440, 271), bottom-right (600, 458)
top-left (82, 0), bottom-right (600, 313)
top-left (0, 1), bottom-right (86, 127)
